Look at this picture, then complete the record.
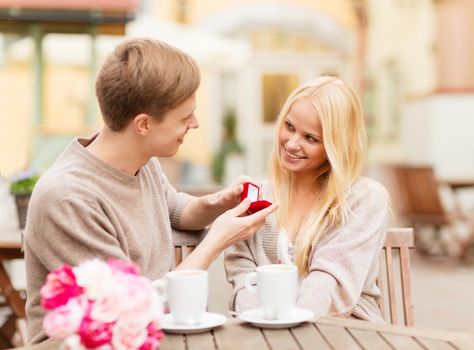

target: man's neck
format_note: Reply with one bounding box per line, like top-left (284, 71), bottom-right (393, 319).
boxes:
top-left (86, 127), bottom-right (148, 176)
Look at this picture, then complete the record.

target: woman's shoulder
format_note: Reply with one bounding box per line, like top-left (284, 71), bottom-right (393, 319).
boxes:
top-left (348, 177), bottom-right (390, 206)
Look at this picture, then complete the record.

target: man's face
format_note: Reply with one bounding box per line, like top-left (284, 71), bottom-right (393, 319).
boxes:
top-left (147, 93), bottom-right (199, 158)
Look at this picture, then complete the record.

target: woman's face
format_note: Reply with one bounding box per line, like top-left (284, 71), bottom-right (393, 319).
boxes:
top-left (278, 98), bottom-right (328, 177)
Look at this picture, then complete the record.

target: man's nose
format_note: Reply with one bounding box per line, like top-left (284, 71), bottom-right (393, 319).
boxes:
top-left (189, 114), bottom-right (199, 129)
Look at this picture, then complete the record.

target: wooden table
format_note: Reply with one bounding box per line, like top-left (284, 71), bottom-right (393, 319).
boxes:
top-left (160, 317), bottom-right (474, 350)
top-left (19, 316), bottom-right (474, 350)
top-left (0, 224), bottom-right (25, 348)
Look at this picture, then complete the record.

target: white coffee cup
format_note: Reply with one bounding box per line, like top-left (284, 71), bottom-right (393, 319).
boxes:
top-left (244, 264), bottom-right (298, 320)
top-left (153, 269), bottom-right (208, 325)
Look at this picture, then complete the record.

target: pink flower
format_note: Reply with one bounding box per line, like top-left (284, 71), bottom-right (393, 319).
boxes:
top-left (41, 265), bottom-right (83, 310)
top-left (91, 286), bottom-right (128, 323)
top-left (43, 298), bottom-right (85, 339)
top-left (107, 259), bottom-right (140, 276)
top-left (112, 318), bottom-right (148, 350)
top-left (79, 315), bottom-right (114, 349)
top-left (139, 322), bottom-right (164, 350)
top-left (116, 274), bottom-right (154, 315)
top-left (41, 259), bottom-right (165, 349)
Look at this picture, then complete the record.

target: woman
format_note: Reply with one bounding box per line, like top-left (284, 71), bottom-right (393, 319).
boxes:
top-left (225, 76), bottom-right (390, 322)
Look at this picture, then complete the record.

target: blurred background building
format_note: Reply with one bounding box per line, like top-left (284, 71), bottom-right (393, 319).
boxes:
top-left (3, 0), bottom-right (471, 185)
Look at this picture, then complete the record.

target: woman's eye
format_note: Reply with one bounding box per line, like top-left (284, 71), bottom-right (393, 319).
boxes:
top-left (305, 135), bottom-right (317, 143)
top-left (285, 122), bottom-right (294, 131)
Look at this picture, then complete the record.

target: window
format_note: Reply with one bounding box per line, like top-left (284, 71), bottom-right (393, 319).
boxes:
top-left (261, 74), bottom-right (299, 123)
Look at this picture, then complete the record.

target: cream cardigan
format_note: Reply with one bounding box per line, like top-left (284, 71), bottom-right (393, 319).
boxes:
top-left (224, 177), bottom-right (390, 322)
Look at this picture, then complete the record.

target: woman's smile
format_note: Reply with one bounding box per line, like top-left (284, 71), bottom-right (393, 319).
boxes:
top-left (283, 146), bottom-right (307, 161)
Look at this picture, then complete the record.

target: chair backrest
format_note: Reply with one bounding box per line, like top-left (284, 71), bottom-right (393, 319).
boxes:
top-left (378, 227), bottom-right (415, 326)
top-left (172, 229), bottom-right (206, 266)
top-left (173, 228), bottom-right (416, 327)
top-left (382, 164), bottom-right (449, 226)
top-left (174, 245), bottom-right (196, 266)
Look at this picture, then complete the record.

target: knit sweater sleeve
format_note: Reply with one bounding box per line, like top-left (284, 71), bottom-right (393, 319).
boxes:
top-left (296, 179), bottom-right (390, 319)
top-left (154, 160), bottom-right (194, 229)
top-left (25, 195), bottom-right (130, 270)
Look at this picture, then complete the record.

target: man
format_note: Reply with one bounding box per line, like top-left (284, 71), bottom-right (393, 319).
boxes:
top-left (24, 38), bottom-right (277, 344)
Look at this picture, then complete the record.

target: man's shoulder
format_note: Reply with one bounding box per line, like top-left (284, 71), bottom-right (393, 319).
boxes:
top-left (31, 161), bottom-right (100, 207)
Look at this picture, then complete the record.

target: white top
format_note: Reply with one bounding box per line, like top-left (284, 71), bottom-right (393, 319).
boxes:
top-left (277, 228), bottom-right (295, 264)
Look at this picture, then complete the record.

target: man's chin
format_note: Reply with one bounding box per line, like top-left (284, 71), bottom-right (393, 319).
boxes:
top-left (154, 148), bottom-right (179, 158)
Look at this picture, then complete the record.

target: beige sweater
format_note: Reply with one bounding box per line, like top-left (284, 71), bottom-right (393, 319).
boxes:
top-left (225, 177), bottom-right (389, 322)
top-left (24, 136), bottom-right (193, 344)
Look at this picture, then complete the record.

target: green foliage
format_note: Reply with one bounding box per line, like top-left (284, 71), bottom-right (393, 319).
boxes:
top-left (212, 108), bottom-right (243, 184)
top-left (10, 169), bottom-right (40, 196)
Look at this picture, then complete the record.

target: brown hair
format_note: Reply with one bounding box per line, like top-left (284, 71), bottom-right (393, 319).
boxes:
top-left (96, 38), bottom-right (200, 131)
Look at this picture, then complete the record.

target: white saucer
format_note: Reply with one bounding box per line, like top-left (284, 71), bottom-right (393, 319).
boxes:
top-left (161, 312), bottom-right (227, 334)
top-left (238, 308), bottom-right (314, 329)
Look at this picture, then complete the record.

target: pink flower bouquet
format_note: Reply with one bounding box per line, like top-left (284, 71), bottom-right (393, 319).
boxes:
top-left (41, 259), bottom-right (164, 350)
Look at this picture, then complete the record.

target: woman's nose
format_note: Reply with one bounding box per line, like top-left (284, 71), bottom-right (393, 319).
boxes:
top-left (286, 134), bottom-right (301, 150)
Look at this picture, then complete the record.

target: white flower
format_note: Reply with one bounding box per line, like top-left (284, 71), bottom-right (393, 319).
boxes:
top-left (73, 259), bottom-right (114, 300)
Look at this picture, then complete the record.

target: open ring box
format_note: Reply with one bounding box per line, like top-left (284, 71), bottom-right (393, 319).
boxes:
top-left (241, 182), bottom-right (272, 213)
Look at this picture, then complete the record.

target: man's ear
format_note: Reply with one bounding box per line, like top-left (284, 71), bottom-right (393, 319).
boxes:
top-left (133, 113), bottom-right (151, 135)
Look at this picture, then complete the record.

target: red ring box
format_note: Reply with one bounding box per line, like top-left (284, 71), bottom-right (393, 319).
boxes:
top-left (241, 182), bottom-right (272, 213)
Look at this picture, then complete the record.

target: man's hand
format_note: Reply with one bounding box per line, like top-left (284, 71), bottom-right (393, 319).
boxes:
top-left (176, 198), bottom-right (278, 270)
top-left (205, 197), bottom-right (278, 251)
top-left (205, 175), bottom-right (260, 212)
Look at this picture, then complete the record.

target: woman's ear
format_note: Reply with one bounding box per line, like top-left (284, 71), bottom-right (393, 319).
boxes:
top-left (133, 113), bottom-right (151, 135)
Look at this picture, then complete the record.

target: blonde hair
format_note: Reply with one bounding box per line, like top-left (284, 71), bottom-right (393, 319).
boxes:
top-left (96, 38), bottom-right (200, 131)
top-left (269, 76), bottom-right (367, 275)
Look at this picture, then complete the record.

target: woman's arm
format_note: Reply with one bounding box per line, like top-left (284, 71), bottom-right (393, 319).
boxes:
top-left (296, 179), bottom-right (390, 319)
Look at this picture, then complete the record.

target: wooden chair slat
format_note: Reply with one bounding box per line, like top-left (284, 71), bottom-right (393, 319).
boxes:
top-left (384, 245), bottom-right (397, 325)
top-left (174, 247), bottom-right (183, 267)
top-left (381, 227), bottom-right (415, 327)
top-left (377, 258), bottom-right (386, 320)
top-left (399, 247), bottom-right (414, 326)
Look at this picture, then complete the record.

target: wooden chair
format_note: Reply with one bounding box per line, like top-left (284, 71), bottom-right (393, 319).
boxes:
top-left (378, 227), bottom-right (415, 326)
top-left (381, 164), bottom-right (474, 259)
top-left (0, 227), bottom-right (27, 347)
top-left (172, 229), bottom-right (206, 266)
top-left (173, 227), bottom-right (416, 327)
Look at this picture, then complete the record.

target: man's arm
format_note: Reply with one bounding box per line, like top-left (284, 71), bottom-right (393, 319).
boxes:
top-left (178, 181), bottom-right (244, 230)
top-left (176, 198), bottom-right (278, 270)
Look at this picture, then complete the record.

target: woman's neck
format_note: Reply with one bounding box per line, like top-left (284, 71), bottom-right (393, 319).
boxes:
top-left (293, 174), bottom-right (322, 196)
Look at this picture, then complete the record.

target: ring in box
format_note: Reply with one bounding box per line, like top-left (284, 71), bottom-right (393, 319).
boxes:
top-left (241, 182), bottom-right (272, 213)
